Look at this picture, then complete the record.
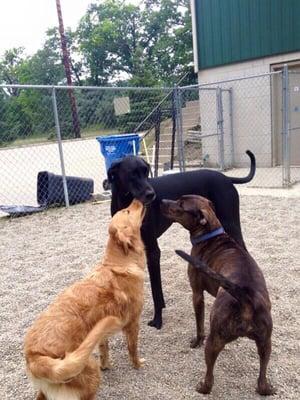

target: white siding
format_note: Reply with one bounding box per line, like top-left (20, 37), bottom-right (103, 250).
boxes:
top-left (198, 51), bottom-right (300, 167)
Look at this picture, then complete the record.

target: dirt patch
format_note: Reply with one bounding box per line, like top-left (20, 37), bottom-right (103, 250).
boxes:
top-left (0, 195), bottom-right (299, 399)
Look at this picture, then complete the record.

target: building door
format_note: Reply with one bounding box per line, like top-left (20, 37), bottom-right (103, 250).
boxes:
top-left (289, 69), bottom-right (300, 165)
top-left (272, 63), bottom-right (300, 166)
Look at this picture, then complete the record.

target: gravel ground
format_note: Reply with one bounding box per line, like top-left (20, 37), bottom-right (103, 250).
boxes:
top-left (0, 194), bottom-right (299, 400)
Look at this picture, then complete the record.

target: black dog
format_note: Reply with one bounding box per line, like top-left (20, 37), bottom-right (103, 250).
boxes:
top-left (107, 150), bottom-right (255, 329)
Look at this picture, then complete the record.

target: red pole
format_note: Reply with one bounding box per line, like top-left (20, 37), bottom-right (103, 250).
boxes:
top-left (55, 0), bottom-right (80, 138)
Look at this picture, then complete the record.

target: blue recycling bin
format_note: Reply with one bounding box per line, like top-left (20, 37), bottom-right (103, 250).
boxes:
top-left (96, 133), bottom-right (140, 173)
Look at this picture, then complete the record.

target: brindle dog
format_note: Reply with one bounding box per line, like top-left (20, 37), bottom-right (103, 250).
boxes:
top-left (161, 195), bottom-right (275, 396)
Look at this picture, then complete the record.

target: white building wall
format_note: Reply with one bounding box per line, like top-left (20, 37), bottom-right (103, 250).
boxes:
top-left (198, 51), bottom-right (300, 167)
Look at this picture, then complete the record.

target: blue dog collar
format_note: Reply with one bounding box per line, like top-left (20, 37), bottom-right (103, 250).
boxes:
top-left (190, 227), bottom-right (225, 246)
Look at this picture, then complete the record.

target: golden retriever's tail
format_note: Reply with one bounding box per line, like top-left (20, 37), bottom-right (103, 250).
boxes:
top-left (28, 316), bottom-right (122, 383)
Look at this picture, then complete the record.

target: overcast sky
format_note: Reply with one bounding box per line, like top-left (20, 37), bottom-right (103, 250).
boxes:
top-left (0, 0), bottom-right (100, 56)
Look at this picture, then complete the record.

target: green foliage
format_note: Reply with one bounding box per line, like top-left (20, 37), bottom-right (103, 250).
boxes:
top-left (0, 0), bottom-right (196, 145)
top-left (76, 0), bottom-right (142, 85)
top-left (140, 0), bottom-right (194, 85)
top-left (76, 90), bottom-right (117, 130)
top-left (0, 90), bottom-right (33, 145)
top-left (116, 90), bottom-right (170, 133)
top-left (75, 0), bottom-right (195, 86)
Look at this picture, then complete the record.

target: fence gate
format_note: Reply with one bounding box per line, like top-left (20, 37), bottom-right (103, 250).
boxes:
top-left (288, 69), bottom-right (300, 185)
top-left (175, 86), bottom-right (233, 171)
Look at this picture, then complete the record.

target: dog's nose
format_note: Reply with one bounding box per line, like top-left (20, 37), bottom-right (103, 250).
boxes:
top-left (145, 189), bottom-right (156, 203)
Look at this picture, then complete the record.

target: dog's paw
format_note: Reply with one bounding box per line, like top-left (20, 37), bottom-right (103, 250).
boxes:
top-left (148, 318), bottom-right (162, 330)
top-left (257, 382), bottom-right (276, 396)
top-left (190, 336), bottom-right (204, 348)
top-left (133, 357), bottom-right (145, 369)
top-left (196, 381), bottom-right (212, 394)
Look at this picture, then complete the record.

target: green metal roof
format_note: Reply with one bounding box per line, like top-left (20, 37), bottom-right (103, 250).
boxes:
top-left (194, 0), bottom-right (300, 69)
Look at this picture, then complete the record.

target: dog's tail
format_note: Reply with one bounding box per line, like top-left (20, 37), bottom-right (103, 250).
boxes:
top-left (227, 150), bottom-right (256, 184)
top-left (175, 250), bottom-right (252, 305)
top-left (28, 316), bottom-right (122, 383)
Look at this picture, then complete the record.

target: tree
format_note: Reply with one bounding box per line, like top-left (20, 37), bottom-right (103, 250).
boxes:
top-left (1, 0), bottom-right (195, 89)
top-left (0, 0), bottom-right (196, 145)
top-left (0, 91), bottom-right (10, 144)
top-left (0, 89), bottom-right (33, 145)
top-left (75, 0), bottom-right (195, 87)
top-left (0, 48), bottom-right (26, 95)
top-left (0, 30), bottom-right (83, 143)
top-left (41, 27), bottom-right (83, 85)
top-left (140, 0), bottom-right (195, 85)
top-left (76, 0), bottom-right (141, 85)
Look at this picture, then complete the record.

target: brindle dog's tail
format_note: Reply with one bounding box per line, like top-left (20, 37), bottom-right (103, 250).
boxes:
top-left (175, 250), bottom-right (253, 306)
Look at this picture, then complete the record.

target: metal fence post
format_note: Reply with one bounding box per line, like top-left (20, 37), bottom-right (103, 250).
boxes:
top-left (216, 87), bottom-right (225, 170)
top-left (175, 87), bottom-right (186, 172)
top-left (154, 106), bottom-right (161, 177)
top-left (51, 87), bottom-right (70, 207)
top-left (282, 64), bottom-right (291, 187)
top-left (170, 89), bottom-right (176, 170)
top-left (228, 87), bottom-right (235, 167)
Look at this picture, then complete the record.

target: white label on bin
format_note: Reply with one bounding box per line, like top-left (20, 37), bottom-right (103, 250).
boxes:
top-left (105, 145), bottom-right (117, 153)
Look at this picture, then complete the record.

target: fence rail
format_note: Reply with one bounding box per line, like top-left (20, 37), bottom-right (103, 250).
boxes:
top-left (1, 66), bottom-right (299, 217)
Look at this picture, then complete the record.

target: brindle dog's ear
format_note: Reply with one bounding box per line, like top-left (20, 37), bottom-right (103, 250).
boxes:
top-left (190, 208), bottom-right (208, 226)
top-left (208, 200), bottom-right (216, 212)
top-left (107, 160), bottom-right (122, 183)
top-left (197, 209), bottom-right (208, 226)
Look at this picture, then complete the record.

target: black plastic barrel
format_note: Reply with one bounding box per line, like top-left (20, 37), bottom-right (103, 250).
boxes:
top-left (37, 171), bottom-right (94, 206)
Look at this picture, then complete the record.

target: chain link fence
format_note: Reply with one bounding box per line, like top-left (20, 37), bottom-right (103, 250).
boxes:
top-left (0, 85), bottom-right (170, 216)
top-left (0, 68), bottom-right (299, 217)
top-left (175, 69), bottom-right (299, 188)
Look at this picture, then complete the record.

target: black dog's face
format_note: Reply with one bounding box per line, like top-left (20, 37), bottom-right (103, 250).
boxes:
top-left (107, 156), bottom-right (156, 205)
top-left (160, 195), bottom-right (213, 234)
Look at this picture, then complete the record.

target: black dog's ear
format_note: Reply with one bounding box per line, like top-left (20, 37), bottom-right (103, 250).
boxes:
top-left (141, 158), bottom-right (150, 176)
top-left (107, 160), bottom-right (122, 183)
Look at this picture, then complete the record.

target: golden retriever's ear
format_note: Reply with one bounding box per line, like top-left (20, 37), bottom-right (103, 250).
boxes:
top-left (109, 224), bottom-right (133, 255)
top-left (116, 229), bottom-right (132, 255)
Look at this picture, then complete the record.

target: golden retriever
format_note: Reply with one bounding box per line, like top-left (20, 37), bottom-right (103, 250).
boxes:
top-left (24, 199), bottom-right (146, 400)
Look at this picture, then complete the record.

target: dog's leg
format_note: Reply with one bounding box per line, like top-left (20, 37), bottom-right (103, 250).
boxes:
top-left (72, 356), bottom-right (100, 400)
top-left (196, 333), bottom-right (225, 394)
top-left (36, 392), bottom-right (46, 400)
top-left (255, 337), bottom-right (275, 395)
top-left (190, 291), bottom-right (205, 348)
top-left (145, 239), bottom-right (165, 329)
top-left (99, 339), bottom-right (112, 370)
top-left (123, 320), bottom-right (144, 369)
top-left (188, 266), bottom-right (205, 348)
